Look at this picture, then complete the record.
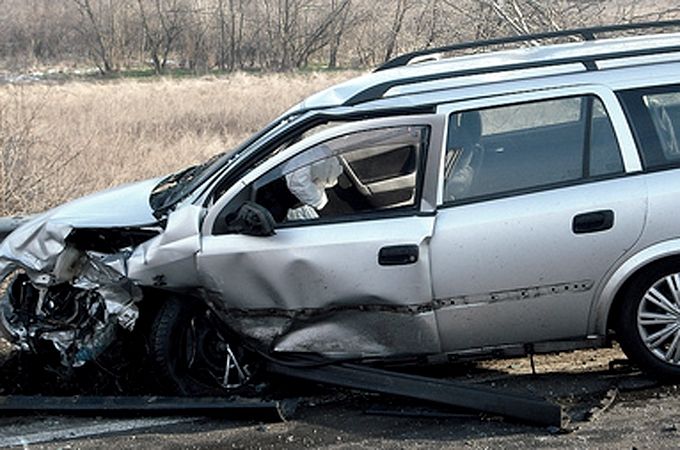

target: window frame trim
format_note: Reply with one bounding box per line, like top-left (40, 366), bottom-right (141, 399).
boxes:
top-left (618, 83), bottom-right (680, 172)
top-left (203, 114), bottom-right (445, 236)
top-left (434, 85), bottom-right (641, 207)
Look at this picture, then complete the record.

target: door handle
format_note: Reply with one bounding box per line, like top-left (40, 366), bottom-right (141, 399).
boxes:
top-left (379, 245), bottom-right (419, 266)
top-left (572, 210), bottom-right (614, 234)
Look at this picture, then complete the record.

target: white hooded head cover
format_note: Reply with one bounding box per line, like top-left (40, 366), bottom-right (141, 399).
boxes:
top-left (285, 144), bottom-right (343, 210)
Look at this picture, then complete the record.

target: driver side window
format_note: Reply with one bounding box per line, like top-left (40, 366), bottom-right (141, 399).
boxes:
top-left (253, 125), bottom-right (429, 225)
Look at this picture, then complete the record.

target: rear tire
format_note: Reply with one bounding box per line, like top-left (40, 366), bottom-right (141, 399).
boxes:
top-left (616, 264), bottom-right (680, 381)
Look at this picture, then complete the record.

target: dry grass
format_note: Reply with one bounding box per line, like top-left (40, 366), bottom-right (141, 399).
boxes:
top-left (478, 346), bottom-right (626, 376)
top-left (0, 71), bottom-right (359, 216)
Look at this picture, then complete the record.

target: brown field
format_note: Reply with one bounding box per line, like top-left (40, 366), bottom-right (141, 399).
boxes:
top-left (0, 72), bottom-right (359, 216)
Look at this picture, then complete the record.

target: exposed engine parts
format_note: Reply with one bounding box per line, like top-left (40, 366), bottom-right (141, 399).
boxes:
top-left (2, 273), bottom-right (138, 367)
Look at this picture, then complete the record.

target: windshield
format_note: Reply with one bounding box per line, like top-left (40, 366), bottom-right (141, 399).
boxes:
top-left (149, 115), bottom-right (296, 217)
top-left (149, 158), bottom-right (215, 217)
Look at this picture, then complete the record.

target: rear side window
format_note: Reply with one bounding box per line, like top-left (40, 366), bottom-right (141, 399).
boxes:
top-left (619, 86), bottom-right (680, 169)
top-left (480, 98), bottom-right (582, 134)
top-left (443, 95), bottom-right (623, 203)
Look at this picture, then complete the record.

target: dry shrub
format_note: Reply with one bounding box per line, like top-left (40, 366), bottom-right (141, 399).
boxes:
top-left (0, 87), bottom-right (75, 215)
top-left (0, 71), bottom-right (358, 216)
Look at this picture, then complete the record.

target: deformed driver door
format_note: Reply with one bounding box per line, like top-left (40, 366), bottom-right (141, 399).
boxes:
top-left (198, 115), bottom-right (444, 358)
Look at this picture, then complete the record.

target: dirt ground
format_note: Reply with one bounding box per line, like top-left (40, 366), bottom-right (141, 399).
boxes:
top-left (2, 346), bottom-right (680, 449)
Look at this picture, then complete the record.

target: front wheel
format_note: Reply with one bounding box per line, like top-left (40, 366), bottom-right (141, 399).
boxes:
top-left (149, 298), bottom-right (256, 395)
top-left (616, 265), bottom-right (680, 381)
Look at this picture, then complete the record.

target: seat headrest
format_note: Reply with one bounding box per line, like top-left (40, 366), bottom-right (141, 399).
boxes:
top-left (447, 111), bottom-right (482, 150)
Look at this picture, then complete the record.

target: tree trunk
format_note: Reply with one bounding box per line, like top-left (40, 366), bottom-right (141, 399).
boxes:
top-left (384, 0), bottom-right (410, 63)
top-left (218, 0), bottom-right (226, 71)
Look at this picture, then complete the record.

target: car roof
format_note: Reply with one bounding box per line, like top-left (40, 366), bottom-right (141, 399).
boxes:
top-left (293, 31), bottom-right (680, 114)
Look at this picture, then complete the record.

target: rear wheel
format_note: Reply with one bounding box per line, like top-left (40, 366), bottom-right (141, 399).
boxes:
top-left (617, 264), bottom-right (680, 381)
top-left (150, 298), bottom-right (255, 395)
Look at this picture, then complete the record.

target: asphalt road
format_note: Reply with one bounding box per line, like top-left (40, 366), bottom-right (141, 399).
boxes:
top-left (1, 348), bottom-right (679, 449)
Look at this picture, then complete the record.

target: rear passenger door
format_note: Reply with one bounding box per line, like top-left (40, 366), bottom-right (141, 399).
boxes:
top-left (431, 86), bottom-right (647, 353)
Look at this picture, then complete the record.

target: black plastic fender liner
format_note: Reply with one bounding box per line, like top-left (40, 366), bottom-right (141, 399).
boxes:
top-left (267, 362), bottom-right (565, 427)
top-left (0, 396), bottom-right (297, 422)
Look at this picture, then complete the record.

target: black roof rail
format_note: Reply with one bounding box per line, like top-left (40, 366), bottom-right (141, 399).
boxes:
top-left (377, 19), bottom-right (680, 72)
top-left (346, 40), bottom-right (680, 106)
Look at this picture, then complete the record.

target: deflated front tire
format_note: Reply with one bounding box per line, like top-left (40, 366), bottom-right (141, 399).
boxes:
top-left (150, 297), bottom-right (256, 396)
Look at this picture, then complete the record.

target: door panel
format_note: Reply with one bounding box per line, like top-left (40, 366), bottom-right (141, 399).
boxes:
top-left (431, 178), bottom-right (646, 351)
top-left (199, 115), bottom-right (445, 358)
top-left (199, 217), bottom-right (440, 356)
top-left (433, 90), bottom-right (645, 352)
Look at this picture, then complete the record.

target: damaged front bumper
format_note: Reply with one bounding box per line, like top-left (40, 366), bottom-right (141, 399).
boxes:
top-left (0, 241), bottom-right (143, 368)
top-left (0, 178), bottom-right (172, 368)
top-left (1, 268), bottom-right (141, 368)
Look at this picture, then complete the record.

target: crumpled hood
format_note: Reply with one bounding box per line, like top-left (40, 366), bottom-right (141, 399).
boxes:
top-left (38, 177), bottom-right (162, 228)
top-left (0, 176), bottom-right (205, 369)
top-left (0, 177), bottom-right (162, 279)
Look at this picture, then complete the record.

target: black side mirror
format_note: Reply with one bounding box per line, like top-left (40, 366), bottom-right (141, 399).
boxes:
top-left (225, 202), bottom-right (276, 237)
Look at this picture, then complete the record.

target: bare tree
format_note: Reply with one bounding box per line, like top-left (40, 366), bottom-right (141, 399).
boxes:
top-left (72, 0), bottom-right (116, 73)
top-left (229, 0), bottom-right (247, 69)
top-left (182, 1), bottom-right (213, 73)
top-left (294, 0), bottom-right (351, 68)
top-left (451, 0), bottom-right (610, 39)
top-left (215, 0), bottom-right (246, 70)
top-left (137, 0), bottom-right (184, 74)
top-left (327, 0), bottom-right (351, 68)
top-left (383, 0), bottom-right (414, 62)
top-left (255, 0), bottom-right (353, 70)
top-left (216, 0), bottom-right (227, 70)
top-left (0, 89), bottom-right (84, 216)
top-left (616, 0), bottom-right (680, 22)
top-left (2, 0), bottom-right (680, 74)
top-left (414, 0), bottom-right (442, 48)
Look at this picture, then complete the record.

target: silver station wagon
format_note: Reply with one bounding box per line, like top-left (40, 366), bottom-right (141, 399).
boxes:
top-left (3, 21), bottom-right (680, 395)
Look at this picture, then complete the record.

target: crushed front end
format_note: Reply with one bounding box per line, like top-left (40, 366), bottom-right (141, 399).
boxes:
top-left (0, 178), bottom-right (167, 374)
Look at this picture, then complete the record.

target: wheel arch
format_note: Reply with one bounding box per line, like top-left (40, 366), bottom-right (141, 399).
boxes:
top-left (134, 287), bottom-right (208, 335)
top-left (592, 239), bottom-right (680, 337)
